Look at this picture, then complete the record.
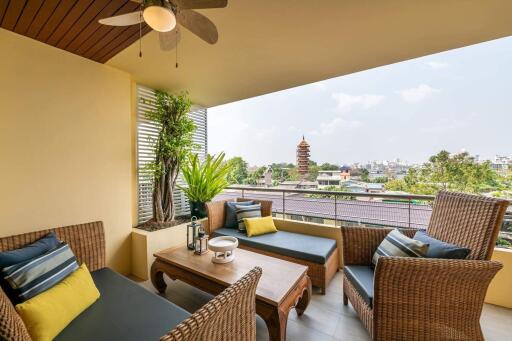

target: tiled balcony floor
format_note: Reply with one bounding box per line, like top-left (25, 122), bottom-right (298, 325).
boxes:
top-left (137, 272), bottom-right (512, 340)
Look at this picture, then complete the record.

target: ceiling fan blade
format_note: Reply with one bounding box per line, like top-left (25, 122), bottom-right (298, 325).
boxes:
top-left (98, 11), bottom-right (143, 26)
top-left (159, 27), bottom-right (181, 51)
top-left (177, 10), bottom-right (218, 44)
top-left (172, 0), bottom-right (227, 10)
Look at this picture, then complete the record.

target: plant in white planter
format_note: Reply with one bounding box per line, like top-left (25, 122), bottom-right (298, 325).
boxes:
top-left (179, 152), bottom-right (232, 218)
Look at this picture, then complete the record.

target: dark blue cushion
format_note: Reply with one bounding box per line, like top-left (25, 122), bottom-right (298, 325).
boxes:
top-left (56, 268), bottom-right (190, 341)
top-left (344, 265), bottom-right (374, 308)
top-left (0, 232), bottom-right (60, 268)
top-left (224, 201), bottom-right (254, 228)
top-left (413, 230), bottom-right (470, 259)
top-left (213, 228), bottom-right (337, 264)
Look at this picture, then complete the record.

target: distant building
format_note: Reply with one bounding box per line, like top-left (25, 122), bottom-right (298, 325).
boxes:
top-left (256, 165), bottom-right (273, 187)
top-left (296, 136), bottom-right (310, 177)
top-left (491, 155), bottom-right (511, 176)
top-left (317, 166), bottom-right (351, 189)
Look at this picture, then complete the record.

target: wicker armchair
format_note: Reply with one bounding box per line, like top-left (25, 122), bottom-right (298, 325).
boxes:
top-left (342, 191), bottom-right (509, 340)
top-left (161, 266), bottom-right (262, 341)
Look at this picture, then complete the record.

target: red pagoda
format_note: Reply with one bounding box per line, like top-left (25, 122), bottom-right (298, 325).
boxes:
top-left (296, 136), bottom-right (310, 177)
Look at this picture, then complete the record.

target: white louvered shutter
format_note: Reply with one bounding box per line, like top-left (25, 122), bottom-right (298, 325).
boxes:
top-left (136, 85), bottom-right (207, 224)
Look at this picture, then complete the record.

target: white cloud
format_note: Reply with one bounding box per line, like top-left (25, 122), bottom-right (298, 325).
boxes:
top-left (397, 84), bottom-right (440, 103)
top-left (427, 61), bottom-right (449, 69)
top-left (310, 117), bottom-right (362, 136)
top-left (332, 92), bottom-right (385, 112)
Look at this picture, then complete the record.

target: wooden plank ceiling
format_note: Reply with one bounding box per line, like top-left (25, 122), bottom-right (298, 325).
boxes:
top-left (0, 0), bottom-right (151, 63)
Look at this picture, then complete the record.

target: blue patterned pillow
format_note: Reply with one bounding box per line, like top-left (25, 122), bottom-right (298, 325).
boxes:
top-left (225, 201), bottom-right (254, 228)
top-left (236, 203), bottom-right (262, 232)
top-left (413, 230), bottom-right (470, 259)
top-left (0, 232), bottom-right (60, 268)
top-left (1, 242), bottom-right (79, 302)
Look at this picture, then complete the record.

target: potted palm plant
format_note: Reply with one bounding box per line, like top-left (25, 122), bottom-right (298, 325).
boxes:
top-left (179, 152), bottom-right (232, 218)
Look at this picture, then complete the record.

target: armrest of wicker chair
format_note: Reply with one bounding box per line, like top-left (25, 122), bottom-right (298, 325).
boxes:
top-left (205, 200), bottom-right (227, 235)
top-left (341, 227), bottom-right (417, 265)
top-left (373, 257), bottom-right (502, 340)
top-left (0, 286), bottom-right (32, 341)
top-left (160, 267), bottom-right (262, 341)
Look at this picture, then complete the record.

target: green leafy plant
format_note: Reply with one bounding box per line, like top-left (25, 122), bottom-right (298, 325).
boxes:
top-left (144, 90), bottom-right (195, 223)
top-left (179, 152), bottom-right (232, 204)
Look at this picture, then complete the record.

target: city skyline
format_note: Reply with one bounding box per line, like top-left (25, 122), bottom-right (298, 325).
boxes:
top-left (208, 36), bottom-right (512, 166)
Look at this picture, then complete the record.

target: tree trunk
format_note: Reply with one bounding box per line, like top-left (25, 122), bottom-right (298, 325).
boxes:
top-left (153, 159), bottom-right (179, 223)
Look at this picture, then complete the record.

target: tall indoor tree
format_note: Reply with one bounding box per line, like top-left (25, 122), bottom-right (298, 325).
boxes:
top-left (144, 90), bottom-right (196, 223)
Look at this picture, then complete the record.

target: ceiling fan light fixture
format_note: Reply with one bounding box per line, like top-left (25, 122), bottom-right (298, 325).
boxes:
top-left (143, 6), bottom-right (176, 32)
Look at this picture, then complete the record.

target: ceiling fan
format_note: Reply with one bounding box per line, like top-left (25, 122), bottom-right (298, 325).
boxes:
top-left (98, 0), bottom-right (227, 52)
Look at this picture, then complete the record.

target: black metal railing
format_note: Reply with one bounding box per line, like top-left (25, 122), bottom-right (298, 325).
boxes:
top-left (215, 186), bottom-right (512, 247)
top-left (217, 186), bottom-right (435, 229)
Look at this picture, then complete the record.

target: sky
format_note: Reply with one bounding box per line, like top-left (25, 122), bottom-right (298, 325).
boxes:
top-left (208, 37), bottom-right (512, 167)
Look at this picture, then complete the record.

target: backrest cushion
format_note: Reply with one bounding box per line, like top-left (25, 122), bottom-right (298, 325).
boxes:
top-left (224, 201), bottom-right (254, 228)
top-left (372, 229), bottom-right (429, 266)
top-left (244, 216), bottom-right (278, 237)
top-left (0, 233), bottom-right (60, 269)
top-left (236, 204), bottom-right (262, 232)
top-left (15, 264), bottom-right (100, 341)
top-left (414, 230), bottom-right (470, 259)
top-left (1, 243), bottom-right (79, 303)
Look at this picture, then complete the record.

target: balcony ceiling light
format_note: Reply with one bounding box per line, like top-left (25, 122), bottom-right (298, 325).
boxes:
top-left (143, 6), bottom-right (176, 32)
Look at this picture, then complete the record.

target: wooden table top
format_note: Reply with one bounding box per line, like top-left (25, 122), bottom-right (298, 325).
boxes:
top-left (154, 247), bottom-right (308, 306)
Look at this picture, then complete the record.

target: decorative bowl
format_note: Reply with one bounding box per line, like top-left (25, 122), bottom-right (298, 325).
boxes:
top-left (208, 236), bottom-right (239, 264)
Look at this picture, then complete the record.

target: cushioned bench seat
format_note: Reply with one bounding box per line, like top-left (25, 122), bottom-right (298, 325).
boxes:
top-left (343, 265), bottom-right (374, 308)
top-left (212, 228), bottom-right (337, 264)
top-left (56, 268), bottom-right (190, 341)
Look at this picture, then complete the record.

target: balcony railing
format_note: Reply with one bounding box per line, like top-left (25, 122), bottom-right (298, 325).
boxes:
top-left (215, 186), bottom-right (512, 247)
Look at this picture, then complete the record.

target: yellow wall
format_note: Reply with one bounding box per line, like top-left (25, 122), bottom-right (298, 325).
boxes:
top-left (0, 29), bottom-right (133, 274)
top-left (486, 248), bottom-right (512, 308)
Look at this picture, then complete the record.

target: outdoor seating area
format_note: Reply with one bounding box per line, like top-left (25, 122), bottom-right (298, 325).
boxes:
top-left (206, 199), bottom-right (340, 294)
top-left (2, 1), bottom-right (512, 340)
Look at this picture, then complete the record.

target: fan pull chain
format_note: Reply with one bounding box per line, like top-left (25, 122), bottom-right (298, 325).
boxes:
top-left (175, 27), bottom-right (179, 68)
top-left (138, 9), bottom-right (143, 58)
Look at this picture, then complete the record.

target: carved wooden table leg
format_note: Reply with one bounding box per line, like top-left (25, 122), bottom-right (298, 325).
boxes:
top-left (150, 260), bottom-right (167, 294)
top-left (257, 274), bottom-right (312, 341)
top-left (264, 308), bottom-right (288, 341)
top-left (295, 276), bottom-right (312, 316)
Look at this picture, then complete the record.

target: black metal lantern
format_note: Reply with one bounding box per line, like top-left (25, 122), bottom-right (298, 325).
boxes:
top-left (187, 216), bottom-right (199, 250)
top-left (194, 230), bottom-right (209, 255)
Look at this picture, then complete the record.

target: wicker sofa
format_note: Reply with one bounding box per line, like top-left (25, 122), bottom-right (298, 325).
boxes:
top-left (0, 221), bottom-right (261, 341)
top-left (206, 198), bottom-right (339, 294)
top-left (342, 191), bottom-right (509, 340)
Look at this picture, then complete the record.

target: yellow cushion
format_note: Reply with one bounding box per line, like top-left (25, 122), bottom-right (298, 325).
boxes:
top-left (15, 264), bottom-right (100, 341)
top-left (244, 216), bottom-right (278, 237)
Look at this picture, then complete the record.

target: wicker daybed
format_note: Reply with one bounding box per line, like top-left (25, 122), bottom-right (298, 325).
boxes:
top-left (206, 198), bottom-right (339, 294)
top-left (0, 221), bottom-right (261, 341)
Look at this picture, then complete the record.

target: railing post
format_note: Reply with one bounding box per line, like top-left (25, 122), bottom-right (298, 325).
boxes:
top-left (334, 194), bottom-right (338, 227)
top-left (282, 191), bottom-right (286, 219)
top-left (241, 188), bottom-right (245, 198)
top-left (408, 197), bottom-right (411, 228)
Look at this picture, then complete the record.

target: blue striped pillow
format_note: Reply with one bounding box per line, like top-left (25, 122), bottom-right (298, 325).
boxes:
top-left (372, 229), bottom-right (429, 266)
top-left (236, 203), bottom-right (262, 232)
top-left (1, 242), bottom-right (79, 302)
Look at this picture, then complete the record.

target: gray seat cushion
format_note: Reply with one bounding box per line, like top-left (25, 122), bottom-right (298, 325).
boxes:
top-left (212, 228), bottom-right (337, 264)
top-left (56, 268), bottom-right (190, 341)
top-left (344, 265), bottom-right (374, 308)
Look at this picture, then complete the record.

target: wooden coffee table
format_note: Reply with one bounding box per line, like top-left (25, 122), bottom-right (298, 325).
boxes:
top-left (151, 247), bottom-right (312, 341)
